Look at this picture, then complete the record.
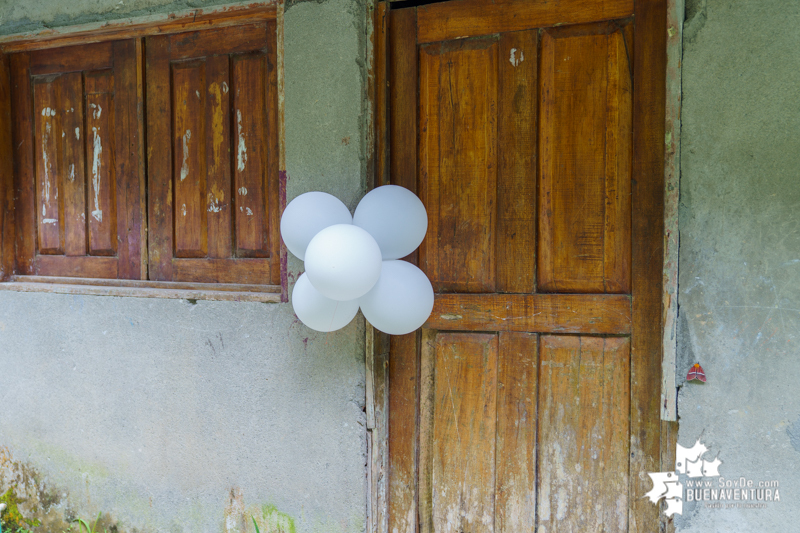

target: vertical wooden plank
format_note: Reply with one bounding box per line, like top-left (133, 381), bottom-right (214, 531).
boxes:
top-left (146, 35), bottom-right (174, 281)
top-left (630, 0), bottom-right (667, 531)
top-left (538, 29), bottom-right (608, 293)
top-left (429, 331), bottom-right (498, 533)
top-left (172, 61), bottom-right (208, 258)
top-left (0, 54), bottom-right (15, 279)
top-left (205, 55), bottom-right (232, 259)
top-left (420, 40), bottom-right (498, 293)
top-left (232, 53), bottom-right (269, 257)
top-left (417, 328), bottom-right (435, 533)
top-left (604, 25), bottom-right (632, 293)
top-left (495, 332), bottom-right (537, 533)
top-left (59, 72), bottom-right (87, 257)
top-left (84, 70), bottom-right (117, 256)
top-left (34, 79), bottom-right (63, 255)
top-left (367, 323), bottom-right (391, 533)
top-left (497, 30), bottom-right (538, 294)
top-left (388, 8), bottom-right (418, 264)
top-left (374, 2), bottom-right (389, 188)
top-left (113, 39), bottom-right (147, 279)
top-left (11, 53), bottom-right (35, 274)
top-left (266, 20), bottom-right (281, 283)
top-left (537, 335), bottom-right (630, 533)
top-left (388, 331), bottom-right (419, 533)
top-left (417, 45), bottom-right (440, 284)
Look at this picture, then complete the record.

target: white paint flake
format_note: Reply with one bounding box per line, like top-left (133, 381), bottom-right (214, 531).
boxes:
top-left (245, 207), bottom-right (253, 216)
top-left (62, 131), bottom-right (65, 138)
top-left (181, 204), bottom-right (187, 217)
top-left (90, 103), bottom-right (102, 119)
top-left (41, 117), bottom-right (52, 214)
top-left (238, 187), bottom-right (247, 196)
top-left (68, 163), bottom-right (75, 182)
top-left (42, 218), bottom-right (57, 224)
top-left (509, 48), bottom-right (524, 67)
top-left (181, 130), bottom-right (191, 181)
top-left (222, 81), bottom-right (229, 94)
top-left (208, 195), bottom-right (222, 213)
top-left (196, 90), bottom-right (201, 99)
top-left (40, 107), bottom-right (56, 117)
top-left (75, 127), bottom-right (80, 140)
top-left (236, 110), bottom-right (247, 171)
top-left (91, 126), bottom-right (103, 222)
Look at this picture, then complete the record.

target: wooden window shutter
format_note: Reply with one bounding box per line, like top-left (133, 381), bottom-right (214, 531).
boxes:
top-left (145, 22), bottom-right (280, 285)
top-left (9, 40), bottom-right (145, 280)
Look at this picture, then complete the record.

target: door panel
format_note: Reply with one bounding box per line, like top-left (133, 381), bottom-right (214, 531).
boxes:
top-left (538, 25), bottom-right (632, 294)
top-left (384, 0), bottom-right (666, 532)
top-left (537, 335), bottom-right (630, 533)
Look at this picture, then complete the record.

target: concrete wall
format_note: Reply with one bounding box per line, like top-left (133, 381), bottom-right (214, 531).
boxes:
top-left (0, 1), bottom-right (369, 532)
top-left (676, 1), bottom-right (800, 530)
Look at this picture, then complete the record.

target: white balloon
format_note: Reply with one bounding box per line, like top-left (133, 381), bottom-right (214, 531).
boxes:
top-left (305, 224), bottom-right (383, 301)
top-left (292, 273), bottom-right (359, 332)
top-left (359, 260), bottom-right (434, 335)
top-left (280, 192), bottom-right (353, 260)
top-left (353, 185), bottom-right (428, 260)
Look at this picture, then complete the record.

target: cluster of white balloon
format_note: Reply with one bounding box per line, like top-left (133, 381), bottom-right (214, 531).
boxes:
top-left (280, 185), bottom-right (434, 335)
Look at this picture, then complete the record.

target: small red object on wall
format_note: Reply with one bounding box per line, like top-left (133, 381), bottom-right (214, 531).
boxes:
top-left (686, 363), bottom-right (707, 382)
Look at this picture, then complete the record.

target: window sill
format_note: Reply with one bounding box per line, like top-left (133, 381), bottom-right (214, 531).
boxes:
top-left (0, 276), bottom-right (282, 303)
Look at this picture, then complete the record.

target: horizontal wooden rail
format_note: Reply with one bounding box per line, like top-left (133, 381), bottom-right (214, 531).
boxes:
top-left (416, 0), bottom-right (634, 44)
top-left (425, 293), bottom-right (632, 334)
top-left (0, 275), bottom-right (281, 302)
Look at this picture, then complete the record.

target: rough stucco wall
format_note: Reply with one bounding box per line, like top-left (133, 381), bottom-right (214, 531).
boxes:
top-left (0, 0), bottom-right (368, 532)
top-left (677, 0), bottom-right (800, 531)
top-left (0, 0), bottom-right (242, 36)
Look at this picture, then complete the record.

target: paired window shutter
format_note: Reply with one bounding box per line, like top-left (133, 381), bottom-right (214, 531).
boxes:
top-left (10, 40), bottom-right (145, 279)
top-left (145, 22), bottom-right (280, 285)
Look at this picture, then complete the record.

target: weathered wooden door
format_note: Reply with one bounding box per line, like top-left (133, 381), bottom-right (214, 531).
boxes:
top-left (380, 0), bottom-right (669, 532)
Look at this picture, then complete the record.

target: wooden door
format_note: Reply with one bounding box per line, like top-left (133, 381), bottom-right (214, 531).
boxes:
top-left (381, 0), bottom-right (669, 532)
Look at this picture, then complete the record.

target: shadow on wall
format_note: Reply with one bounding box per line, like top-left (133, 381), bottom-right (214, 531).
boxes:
top-left (0, 447), bottom-right (295, 533)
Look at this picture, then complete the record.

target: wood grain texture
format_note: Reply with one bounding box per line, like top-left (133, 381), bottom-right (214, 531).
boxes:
top-left (84, 70), bottom-right (117, 256)
top-left (0, 279), bottom-right (281, 302)
top-left (14, 274), bottom-right (280, 293)
top-left (0, 54), bottom-right (14, 280)
top-left (265, 20), bottom-right (281, 284)
top-left (29, 41), bottom-right (112, 75)
top-left (538, 24), bottom-right (631, 293)
top-left (10, 53), bottom-right (35, 274)
top-left (172, 60), bottom-right (208, 258)
top-left (419, 38), bottom-right (498, 293)
top-left (495, 332), bottom-right (537, 533)
top-left (168, 23), bottom-right (267, 60)
top-left (537, 335), bottom-right (630, 533)
top-left (145, 34), bottom-right (174, 281)
top-left (172, 258), bottom-right (272, 284)
top-left (205, 55), bottom-right (233, 259)
top-left (35, 255), bottom-right (118, 278)
top-left (33, 78), bottom-right (63, 255)
top-left (629, 0), bottom-right (667, 531)
top-left (374, 2), bottom-right (389, 189)
top-left (387, 331), bottom-right (419, 533)
top-left (416, 0), bottom-right (633, 44)
top-left (497, 30), bottom-right (538, 294)
top-left (388, 9), bottom-right (417, 194)
top-left (427, 332), bottom-right (498, 533)
top-left (425, 293), bottom-right (632, 334)
top-left (113, 38), bottom-right (146, 280)
top-left (59, 72), bottom-right (87, 257)
top-left (232, 53), bottom-right (269, 257)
